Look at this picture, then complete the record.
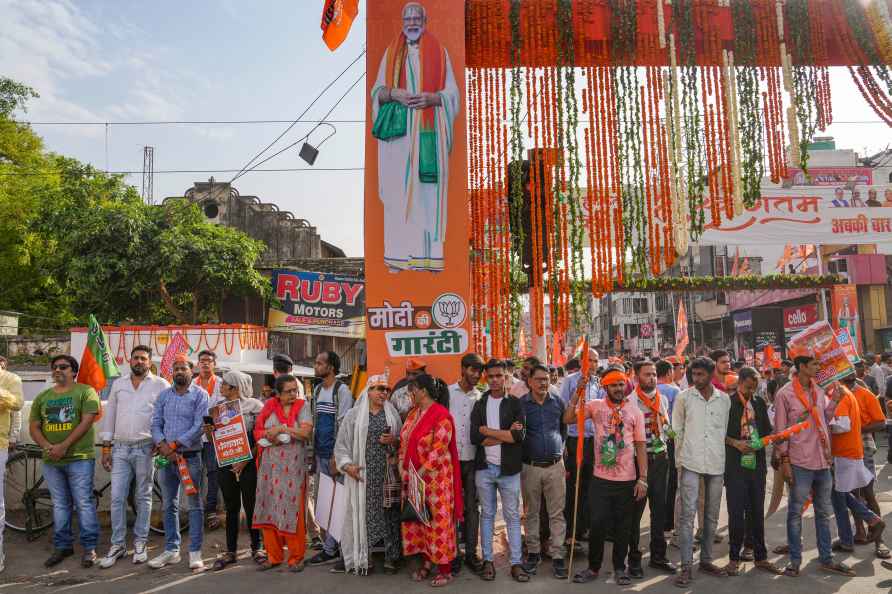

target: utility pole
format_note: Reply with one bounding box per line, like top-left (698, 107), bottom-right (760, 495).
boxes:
top-left (142, 146), bottom-right (154, 204)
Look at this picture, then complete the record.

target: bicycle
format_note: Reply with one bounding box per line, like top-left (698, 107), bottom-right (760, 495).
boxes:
top-left (5, 444), bottom-right (190, 541)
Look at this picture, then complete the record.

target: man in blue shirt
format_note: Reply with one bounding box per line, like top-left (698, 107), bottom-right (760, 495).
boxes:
top-left (149, 356), bottom-right (209, 571)
top-left (521, 364), bottom-right (568, 579)
top-left (559, 349), bottom-right (601, 542)
top-left (308, 350), bottom-right (354, 566)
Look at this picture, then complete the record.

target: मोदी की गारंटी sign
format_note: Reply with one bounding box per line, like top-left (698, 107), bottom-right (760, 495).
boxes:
top-left (367, 293), bottom-right (469, 357)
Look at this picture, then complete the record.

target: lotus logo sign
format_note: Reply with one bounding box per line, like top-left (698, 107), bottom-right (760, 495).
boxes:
top-left (432, 293), bottom-right (467, 329)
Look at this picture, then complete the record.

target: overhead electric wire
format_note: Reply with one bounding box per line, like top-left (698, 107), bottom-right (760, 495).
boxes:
top-left (0, 167), bottom-right (364, 177)
top-left (12, 119), bottom-right (366, 125)
top-left (231, 70), bottom-right (367, 182)
top-left (227, 48), bottom-right (366, 183)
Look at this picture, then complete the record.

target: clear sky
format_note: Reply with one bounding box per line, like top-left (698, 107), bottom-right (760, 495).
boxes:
top-left (2, 0), bottom-right (891, 263)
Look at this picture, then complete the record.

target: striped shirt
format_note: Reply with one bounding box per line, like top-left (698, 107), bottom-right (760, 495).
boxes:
top-left (151, 384), bottom-right (209, 452)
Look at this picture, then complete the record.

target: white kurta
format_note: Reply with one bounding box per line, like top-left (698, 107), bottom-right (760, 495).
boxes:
top-left (372, 41), bottom-right (460, 272)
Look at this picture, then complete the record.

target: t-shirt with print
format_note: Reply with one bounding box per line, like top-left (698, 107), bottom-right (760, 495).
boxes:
top-left (586, 398), bottom-right (645, 482)
top-left (830, 391), bottom-right (863, 460)
top-left (313, 381), bottom-right (353, 458)
top-left (30, 383), bottom-right (101, 466)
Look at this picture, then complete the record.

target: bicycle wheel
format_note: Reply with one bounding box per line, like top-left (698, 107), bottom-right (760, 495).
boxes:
top-left (5, 447), bottom-right (54, 537)
top-left (148, 474), bottom-right (190, 535)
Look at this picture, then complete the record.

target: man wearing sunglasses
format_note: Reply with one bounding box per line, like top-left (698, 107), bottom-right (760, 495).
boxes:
top-left (29, 354), bottom-right (102, 569)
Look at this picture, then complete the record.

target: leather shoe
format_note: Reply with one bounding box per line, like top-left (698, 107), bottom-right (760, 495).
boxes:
top-left (45, 549), bottom-right (74, 568)
top-left (649, 558), bottom-right (677, 574)
top-left (629, 564), bottom-right (645, 579)
top-left (81, 550), bottom-right (97, 569)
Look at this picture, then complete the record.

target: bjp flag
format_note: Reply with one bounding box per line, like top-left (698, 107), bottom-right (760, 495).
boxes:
top-left (322, 0), bottom-right (360, 51)
top-left (77, 315), bottom-right (120, 392)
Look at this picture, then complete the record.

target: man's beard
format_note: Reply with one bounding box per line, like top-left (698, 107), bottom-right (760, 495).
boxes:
top-left (403, 26), bottom-right (422, 42)
top-left (173, 374), bottom-right (190, 387)
top-left (131, 364), bottom-right (147, 377)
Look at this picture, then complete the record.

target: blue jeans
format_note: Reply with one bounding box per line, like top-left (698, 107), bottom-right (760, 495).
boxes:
top-left (316, 455), bottom-right (340, 556)
top-left (476, 463), bottom-right (522, 565)
top-left (787, 465), bottom-right (834, 565)
top-left (43, 459), bottom-right (100, 551)
top-left (159, 454), bottom-right (204, 552)
top-left (110, 443), bottom-right (155, 546)
top-left (202, 441), bottom-right (219, 511)
top-left (832, 488), bottom-right (879, 547)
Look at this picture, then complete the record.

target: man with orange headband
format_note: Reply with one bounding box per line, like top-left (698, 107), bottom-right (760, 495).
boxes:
top-left (564, 368), bottom-right (647, 586)
top-left (773, 354), bottom-right (851, 578)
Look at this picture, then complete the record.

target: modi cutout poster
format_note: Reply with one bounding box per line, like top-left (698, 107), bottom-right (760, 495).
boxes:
top-left (365, 1), bottom-right (469, 379)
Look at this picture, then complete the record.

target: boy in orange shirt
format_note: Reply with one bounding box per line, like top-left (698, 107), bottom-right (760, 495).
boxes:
top-left (848, 373), bottom-right (889, 557)
top-left (829, 375), bottom-right (885, 553)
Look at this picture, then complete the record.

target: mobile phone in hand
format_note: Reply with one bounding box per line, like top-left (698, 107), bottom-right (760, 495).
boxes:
top-left (203, 416), bottom-right (214, 425)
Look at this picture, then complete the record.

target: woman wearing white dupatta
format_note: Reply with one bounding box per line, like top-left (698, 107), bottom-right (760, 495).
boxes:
top-left (335, 375), bottom-right (403, 574)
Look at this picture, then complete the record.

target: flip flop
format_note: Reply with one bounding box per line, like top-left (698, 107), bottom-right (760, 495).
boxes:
top-left (820, 561), bottom-right (855, 577)
top-left (572, 568), bottom-right (599, 584)
top-left (615, 572), bottom-right (632, 586)
top-left (876, 543), bottom-right (892, 559)
top-left (698, 562), bottom-right (728, 577)
top-left (754, 561), bottom-right (783, 575)
top-left (431, 573), bottom-right (454, 587)
top-left (724, 561), bottom-right (740, 576)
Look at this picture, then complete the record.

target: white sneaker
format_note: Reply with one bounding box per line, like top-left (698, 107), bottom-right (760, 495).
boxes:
top-left (99, 544), bottom-right (127, 569)
top-left (133, 541), bottom-right (148, 564)
top-left (189, 551), bottom-right (205, 570)
top-left (148, 550), bottom-right (181, 569)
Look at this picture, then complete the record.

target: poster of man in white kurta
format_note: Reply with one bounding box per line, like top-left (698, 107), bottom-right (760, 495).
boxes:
top-left (371, 2), bottom-right (460, 273)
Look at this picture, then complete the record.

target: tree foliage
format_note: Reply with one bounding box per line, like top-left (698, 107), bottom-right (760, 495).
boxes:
top-left (0, 79), bottom-right (269, 330)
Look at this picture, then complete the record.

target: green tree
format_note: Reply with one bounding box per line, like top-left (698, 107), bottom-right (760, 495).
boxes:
top-left (0, 77), bottom-right (270, 329)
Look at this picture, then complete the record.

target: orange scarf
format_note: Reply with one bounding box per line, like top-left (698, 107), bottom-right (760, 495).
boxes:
top-left (605, 397), bottom-right (627, 443)
top-left (792, 376), bottom-right (830, 462)
top-left (738, 393), bottom-right (754, 439)
top-left (385, 32), bottom-right (445, 131)
top-left (196, 375), bottom-right (216, 397)
top-left (634, 385), bottom-right (665, 439)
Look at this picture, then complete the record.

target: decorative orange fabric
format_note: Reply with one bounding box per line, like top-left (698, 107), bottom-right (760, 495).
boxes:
top-left (851, 384), bottom-right (885, 428)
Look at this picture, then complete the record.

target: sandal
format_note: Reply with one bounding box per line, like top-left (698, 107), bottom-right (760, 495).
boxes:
top-left (213, 552), bottom-right (237, 571)
top-left (480, 561), bottom-right (496, 581)
top-left (698, 562), bottom-right (728, 577)
top-left (615, 571), bottom-right (631, 586)
top-left (252, 549), bottom-right (268, 565)
top-left (674, 566), bottom-right (692, 588)
top-left (724, 561), bottom-right (740, 576)
top-left (205, 512), bottom-right (221, 531)
top-left (430, 573), bottom-right (453, 587)
top-left (869, 520), bottom-right (886, 544)
top-left (511, 564), bottom-right (530, 582)
top-left (754, 561), bottom-right (783, 575)
top-left (782, 563), bottom-right (800, 578)
top-left (413, 561), bottom-right (433, 582)
top-left (573, 568), bottom-right (599, 584)
top-left (288, 562), bottom-right (305, 573)
top-left (257, 561), bottom-right (281, 571)
top-left (820, 561), bottom-right (855, 577)
top-left (876, 543), bottom-right (892, 559)
top-left (772, 544), bottom-right (789, 555)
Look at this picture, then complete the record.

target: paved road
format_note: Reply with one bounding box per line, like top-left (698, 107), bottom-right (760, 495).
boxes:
top-left (3, 454), bottom-right (892, 594)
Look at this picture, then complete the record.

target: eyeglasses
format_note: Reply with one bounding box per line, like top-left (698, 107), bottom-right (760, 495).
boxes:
top-left (51, 364), bottom-right (71, 371)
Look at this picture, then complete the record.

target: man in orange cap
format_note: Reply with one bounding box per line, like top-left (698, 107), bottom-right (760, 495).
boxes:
top-left (390, 358), bottom-right (427, 420)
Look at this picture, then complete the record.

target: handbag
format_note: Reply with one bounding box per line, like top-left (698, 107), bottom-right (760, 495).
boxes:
top-left (372, 102), bottom-right (407, 141)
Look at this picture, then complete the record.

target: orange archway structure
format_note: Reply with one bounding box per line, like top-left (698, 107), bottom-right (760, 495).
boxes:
top-left (363, 0), bottom-right (892, 378)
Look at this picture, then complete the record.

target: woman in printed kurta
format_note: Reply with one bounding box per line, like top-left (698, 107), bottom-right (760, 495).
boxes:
top-left (399, 374), bottom-right (463, 587)
top-left (252, 375), bottom-right (313, 571)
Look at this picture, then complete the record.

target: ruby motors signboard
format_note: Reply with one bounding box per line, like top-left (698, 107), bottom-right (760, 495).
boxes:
top-left (783, 304), bottom-right (818, 333)
top-left (268, 270), bottom-right (365, 339)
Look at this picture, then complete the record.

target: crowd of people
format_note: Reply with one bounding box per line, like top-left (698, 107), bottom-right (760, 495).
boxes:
top-left (0, 343), bottom-right (889, 588)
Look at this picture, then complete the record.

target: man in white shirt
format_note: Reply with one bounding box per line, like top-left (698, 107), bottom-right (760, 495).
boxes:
top-left (448, 353), bottom-right (483, 574)
top-left (99, 345), bottom-right (170, 568)
top-left (672, 356), bottom-right (731, 587)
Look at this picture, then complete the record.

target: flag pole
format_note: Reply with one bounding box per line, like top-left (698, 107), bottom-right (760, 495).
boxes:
top-left (566, 451), bottom-right (583, 580)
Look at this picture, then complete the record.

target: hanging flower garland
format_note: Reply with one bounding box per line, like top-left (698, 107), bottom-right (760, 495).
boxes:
top-left (784, 0), bottom-right (820, 173)
top-left (731, 0), bottom-right (764, 207)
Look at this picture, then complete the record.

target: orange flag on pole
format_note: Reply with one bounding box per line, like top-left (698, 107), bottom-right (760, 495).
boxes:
top-left (321, 0), bottom-right (359, 51)
top-left (675, 302), bottom-right (689, 358)
top-left (575, 338), bottom-right (590, 466)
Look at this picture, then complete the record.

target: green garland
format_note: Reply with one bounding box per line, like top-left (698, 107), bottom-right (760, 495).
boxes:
top-left (673, 0), bottom-right (706, 237)
top-left (732, 0), bottom-right (764, 206)
top-left (609, 0), bottom-right (648, 275)
top-left (785, 0), bottom-right (819, 173)
top-left (508, 0), bottom-right (525, 352)
top-left (603, 274), bottom-right (843, 292)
